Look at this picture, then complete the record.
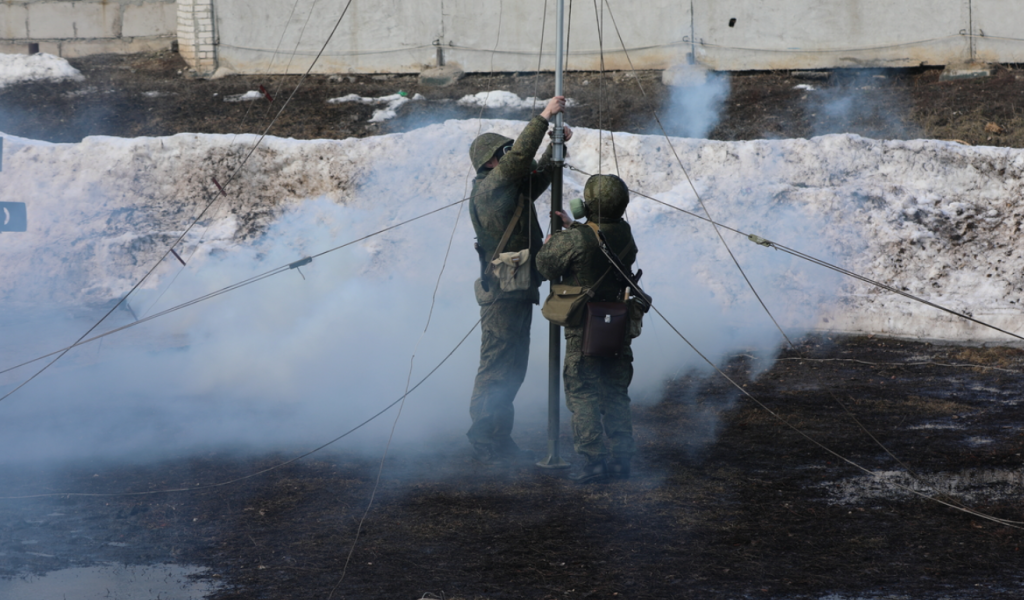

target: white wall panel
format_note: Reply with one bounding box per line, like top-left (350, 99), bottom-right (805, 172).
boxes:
top-left (695, 0), bottom-right (971, 70)
top-left (972, 0), bottom-right (1024, 64)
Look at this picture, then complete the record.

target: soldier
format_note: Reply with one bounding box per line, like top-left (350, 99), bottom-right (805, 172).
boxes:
top-left (467, 96), bottom-right (573, 464)
top-left (536, 174), bottom-right (639, 483)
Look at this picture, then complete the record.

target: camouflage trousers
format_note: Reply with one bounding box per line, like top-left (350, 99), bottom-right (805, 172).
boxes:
top-left (563, 328), bottom-right (635, 460)
top-left (467, 300), bottom-right (532, 451)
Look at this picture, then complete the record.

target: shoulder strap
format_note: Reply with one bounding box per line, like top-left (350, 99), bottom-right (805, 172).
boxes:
top-left (491, 198), bottom-right (526, 261)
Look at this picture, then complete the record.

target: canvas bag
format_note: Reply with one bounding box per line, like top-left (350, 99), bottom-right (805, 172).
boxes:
top-left (484, 198), bottom-right (534, 292)
top-left (491, 248), bottom-right (532, 292)
top-left (541, 282), bottom-right (592, 327)
top-left (540, 267), bottom-right (612, 327)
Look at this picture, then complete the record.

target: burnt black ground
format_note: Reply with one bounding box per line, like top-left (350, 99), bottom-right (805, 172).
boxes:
top-left (2, 336), bottom-right (1023, 599)
top-left (3, 51), bottom-right (1024, 599)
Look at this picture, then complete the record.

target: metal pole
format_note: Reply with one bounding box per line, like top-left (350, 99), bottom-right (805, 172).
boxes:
top-left (538, 0), bottom-right (569, 470)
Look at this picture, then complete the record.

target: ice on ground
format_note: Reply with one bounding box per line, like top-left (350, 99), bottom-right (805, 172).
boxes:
top-left (327, 92), bottom-right (425, 122)
top-left (457, 91), bottom-right (578, 110)
top-left (0, 53), bottom-right (84, 88)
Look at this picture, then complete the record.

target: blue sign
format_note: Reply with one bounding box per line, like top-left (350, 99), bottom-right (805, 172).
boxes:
top-left (0, 202), bottom-right (26, 232)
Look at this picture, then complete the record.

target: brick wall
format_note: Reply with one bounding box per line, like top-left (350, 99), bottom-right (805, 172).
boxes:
top-left (177, 0), bottom-right (217, 75)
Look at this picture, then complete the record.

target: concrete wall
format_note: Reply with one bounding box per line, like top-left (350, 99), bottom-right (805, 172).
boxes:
top-left (695, 0), bottom-right (972, 70)
top-left (207, 0), bottom-right (690, 76)
top-left (0, 0), bottom-right (177, 57)
top-left (191, 0), bottom-right (1024, 76)
top-left (5, 1), bottom-right (1024, 72)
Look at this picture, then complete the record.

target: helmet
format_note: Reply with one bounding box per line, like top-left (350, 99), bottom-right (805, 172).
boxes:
top-left (469, 132), bottom-right (514, 171)
top-left (583, 174), bottom-right (630, 223)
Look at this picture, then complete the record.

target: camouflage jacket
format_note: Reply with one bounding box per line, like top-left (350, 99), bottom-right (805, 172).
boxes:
top-left (535, 219), bottom-right (638, 305)
top-left (470, 116), bottom-right (554, 305)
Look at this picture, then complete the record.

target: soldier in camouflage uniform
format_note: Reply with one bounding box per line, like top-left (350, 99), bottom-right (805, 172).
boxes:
top-left (467, 96), bottom-right (573, 464)
top-left (536, 174), bottom-right (638, 483)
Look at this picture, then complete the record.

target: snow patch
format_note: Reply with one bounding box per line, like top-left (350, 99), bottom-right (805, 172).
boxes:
top-left (223, 90), bottom-right (264, 102)
top-left (0, 53), bottom-right (84, 88)
top-left (327, 92), bottom-right (425, 122)
top-left (456, 91), bottom-right (577, 110)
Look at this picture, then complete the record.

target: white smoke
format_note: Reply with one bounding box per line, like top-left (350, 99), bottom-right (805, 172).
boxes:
top-left (661, 63), bottom-right (731, 139)
top-left (6, 119), bottom-right (1018, 467)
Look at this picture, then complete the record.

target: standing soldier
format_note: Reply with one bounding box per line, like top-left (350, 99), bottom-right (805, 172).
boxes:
top-left (467, 96), bottom-right (573, 464)
top-left (536, 174), bottom-right (640, 483)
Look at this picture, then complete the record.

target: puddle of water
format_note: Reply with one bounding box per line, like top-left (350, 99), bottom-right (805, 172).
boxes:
top-left (0, 563), bottom-right (218, 600)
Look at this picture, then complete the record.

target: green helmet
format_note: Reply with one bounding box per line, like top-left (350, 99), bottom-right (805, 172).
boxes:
top-left (583, 174), bottom-right (630, 223)
top-left (469, 132), bottom-right (514, 171)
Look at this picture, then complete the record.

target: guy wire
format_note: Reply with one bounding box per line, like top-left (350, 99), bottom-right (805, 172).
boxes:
top-left (592, 0), bottom-right (604, 175)
top-left (598, 0), bottom-right (794, 349)
top-left (564, 164), bottom-right (1024, 345)
top-left (0, 0), bottom-right (360, 405)
top-left (1, 194), bottom-right (475, 378)
top-left (331, 3), bottom-right (513, 595)
top-left (141, 0), bottom-right (328, 320)
top-left (0, 319), bottom-right (481, 501)
top-left (648, 303), bottom-right (1024, 528)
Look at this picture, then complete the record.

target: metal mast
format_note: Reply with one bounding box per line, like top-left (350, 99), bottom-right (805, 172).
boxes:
top-left (537, 0), bottom-right (569, 470)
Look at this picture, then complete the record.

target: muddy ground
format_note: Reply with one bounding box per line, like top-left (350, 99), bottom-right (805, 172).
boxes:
top-left (4, 50), bottom-right (1024, 147)
top-left (2, 51), bottom-right (1024, 599)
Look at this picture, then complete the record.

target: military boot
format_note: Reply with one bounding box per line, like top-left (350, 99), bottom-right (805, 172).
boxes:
top-left (570, 456), bottom-right (608, 484)
top-left (607, 456), bottom-right (631, 480)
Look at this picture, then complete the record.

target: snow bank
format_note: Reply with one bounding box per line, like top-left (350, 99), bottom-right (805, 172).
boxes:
top-left (3, 122), bottom-right (1024, 461)
top-left (0, 53), bottom-right (84, 89)
top-left (2, 124), bottom-right (1023, 344)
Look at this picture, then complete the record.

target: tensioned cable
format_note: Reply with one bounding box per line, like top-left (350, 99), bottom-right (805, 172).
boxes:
top-left (331, 211), bottom-right (467, 593)
top-left (648, 303), bottom-right (1023, 528)
top-left (0, 319), bottom-right (481, 501)
top-left (598, 0), bottom-right (794, 348)
top-left (141, 0), bottom-right (330, 320)
top-left (330, 3), bottom-right (516, 594)
top-left (591, 0), bottom-right (619, 177)
top-left (591, 0), bottom-right (604, 174)
top-left (1, 196), bottom-right (470, 378)
top-left (0, 0), bottom-right (359, 405)
top-left (823, 390), bottom-right (984, 516)
top-left (566, 162), bottom-right (1024, 345)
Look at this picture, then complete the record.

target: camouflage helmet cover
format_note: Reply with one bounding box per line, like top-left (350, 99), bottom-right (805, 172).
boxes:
top-left (583, 174), bottom-right (630, 222)
top-left (469, 132), bottom-right (514, 171)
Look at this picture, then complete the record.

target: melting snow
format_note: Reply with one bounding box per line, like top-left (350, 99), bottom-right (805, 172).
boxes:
top-left (223, 90), bottom-right (264, 102)
top-left (327, 92), bottom-right (425, 122)
top-left (0, 53), bottom-right (84, 88)
top-left (2, 123), bottom-right (1024, 345)
top-left (457, 91), bottom-right (578, 110)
